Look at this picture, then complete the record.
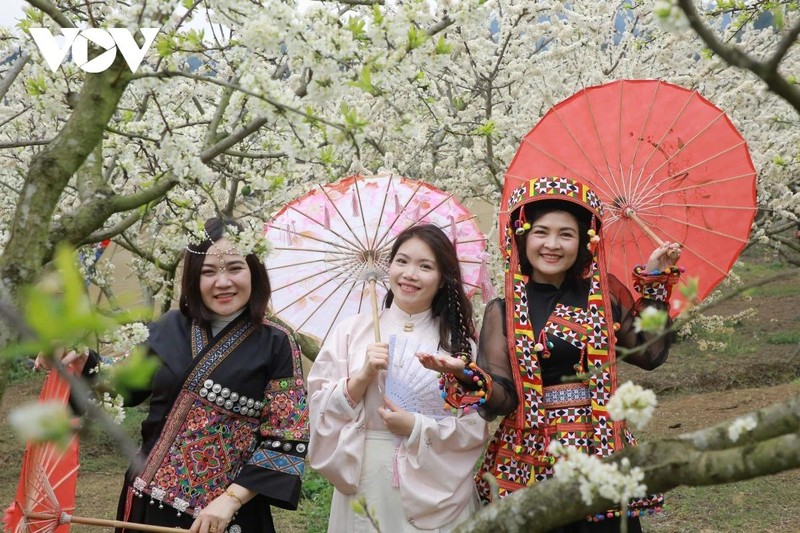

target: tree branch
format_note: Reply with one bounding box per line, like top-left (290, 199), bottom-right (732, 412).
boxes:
top-left (25, 0), bottom-right (76, 28)
top-left (82, 210), bottom-right (144, 245)
top-left (767, 18), bottom-right (800, 71)
top-left (223, 149), bottom-right (286, 159)
top-left (427, 16), bottom-right (455, 37)
top-left (676, 0), bottom-right (800, 112)
top-left (0, 51), bottom-right (30, 100)
top-left (457, 393), bottom-right (800, 532)
top-left (0, 139), bottom-right (52, 149)
top-left (54, 176), bottom-right (179, 248)
top-left (200, 117), bottom-right (269, 163)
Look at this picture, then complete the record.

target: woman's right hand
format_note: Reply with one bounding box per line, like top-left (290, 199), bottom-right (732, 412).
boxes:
top-left (346, 342), bottom-right (389, 404)
top-left (34, 346), bottom-right (88, 374)
top-left (357, 342), bottom-right (389, 382)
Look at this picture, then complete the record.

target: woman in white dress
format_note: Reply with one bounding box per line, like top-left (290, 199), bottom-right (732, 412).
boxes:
top-left (307, 224), bottom-right (490, 532)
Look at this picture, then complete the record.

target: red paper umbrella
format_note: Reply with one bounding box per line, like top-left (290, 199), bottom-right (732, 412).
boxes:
top-left (5, 369), bottom-right (79, 533)
top-left (502, 79), bottom-right (757, 314)
top-left (4, 369), bottom-right (187, 533)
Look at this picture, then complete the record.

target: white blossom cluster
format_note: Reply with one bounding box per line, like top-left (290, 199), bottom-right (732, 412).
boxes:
top-left (0, 0), bottom-right (798, 323)
top-left (727, 414), bottom-right (758, 443)
top-left (8, 400), bottom-right (73, 445)
top-left (106, 322), bottom-right (150, 355)
top-left (91, 392), bottom-right (127, 425)
top-left (607, 381), bottom-right (658, 430)
top-left (676, 307), bottom-right (758, 342)
top-left (548, 441), bottom-right (648, 508)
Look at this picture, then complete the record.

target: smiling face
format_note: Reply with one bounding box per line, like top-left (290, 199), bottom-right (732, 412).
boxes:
top-left (199, 237), bottom-right (252, 316)
top-left (525, 210), bottom-right (580, 287)
top-left (388, 236), bottom-right (443, 315)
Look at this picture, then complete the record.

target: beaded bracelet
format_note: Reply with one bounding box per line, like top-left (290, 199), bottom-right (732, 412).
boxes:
top-left (439, 353), bottom-right (493, 414)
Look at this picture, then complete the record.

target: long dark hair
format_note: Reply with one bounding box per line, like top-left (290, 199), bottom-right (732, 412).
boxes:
top-left (514, 200), bottom-right (594, 283)
top-left (180, 217), bottom-right (271, 325)
top-left (384, 224), bottom-right (476, 354)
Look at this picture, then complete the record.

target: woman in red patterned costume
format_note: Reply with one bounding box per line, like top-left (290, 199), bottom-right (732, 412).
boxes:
top-left (423, 177), bottom-right (682, 532)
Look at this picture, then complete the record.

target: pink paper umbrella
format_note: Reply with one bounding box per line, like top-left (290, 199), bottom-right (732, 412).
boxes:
top-left (265, 172), bottom-right (491, 344)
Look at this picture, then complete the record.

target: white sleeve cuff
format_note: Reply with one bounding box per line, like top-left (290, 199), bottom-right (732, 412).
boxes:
top-left (331, 378), bottom-right (362, 420)
top-left (406, 413), bottom-right (424, 446)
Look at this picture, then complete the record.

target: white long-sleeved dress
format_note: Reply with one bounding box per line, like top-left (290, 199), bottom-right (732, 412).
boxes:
top-left (308, 305), bottom-right (488, 532)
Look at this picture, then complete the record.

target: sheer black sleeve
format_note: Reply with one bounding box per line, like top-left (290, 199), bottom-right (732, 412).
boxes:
top-left (609, 274), bottom-right (672, 371)
top-left (476, 298), bottom-right (518, 419)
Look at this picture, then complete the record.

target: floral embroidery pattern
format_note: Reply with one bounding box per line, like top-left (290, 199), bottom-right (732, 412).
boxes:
top-left (260, 386), bottom-right (308, 441)
top-left (141, 394), bottom-right (259, 513)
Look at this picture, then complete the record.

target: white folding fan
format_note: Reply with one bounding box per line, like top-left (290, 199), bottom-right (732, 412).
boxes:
top-left (385, 334), bottom-right (448, 420)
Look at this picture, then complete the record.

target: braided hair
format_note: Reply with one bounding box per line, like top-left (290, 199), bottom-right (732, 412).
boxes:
top-left (384, 224), bottom-right (476, 354)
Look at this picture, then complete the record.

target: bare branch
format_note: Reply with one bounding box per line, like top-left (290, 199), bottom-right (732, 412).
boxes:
top-left (767, 18), bottom-right (800, 71)
top-left (0, 51), bottom-right (30, 100)
top-left (0, 139), bottom-right (52, 149)
top-left (223, 149), bottom-right (286, 159)
top-left (201, 117), bottom-right (269, 163)
top-left (457, 393), bottom-right (800, 533)
top-left (25, 0), bottom-right (76, 28)
top-left (81, 210), bottom-right (144, 245)
top-left (310, 0), bottom-right (384, 5)
top-left (676, 0), bottom-right (800, 112)
top-left (427, 16), bottom-right (454, 37)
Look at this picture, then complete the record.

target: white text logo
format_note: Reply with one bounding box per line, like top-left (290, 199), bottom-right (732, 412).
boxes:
top-left (30, 28), bottom-right (159, 73)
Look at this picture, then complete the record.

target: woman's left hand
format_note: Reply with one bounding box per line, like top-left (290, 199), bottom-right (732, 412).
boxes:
top-left (417, 352), bottom-right (465, 374)
top-left (645, 241), bottom-right (682, 273)
top-left (189, 492), bottom-right (239, 533)
top-left (379, 397), bottom-right (415, 437)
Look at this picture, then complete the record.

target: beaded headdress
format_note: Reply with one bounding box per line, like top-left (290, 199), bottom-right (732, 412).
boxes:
top-left (502, 177), bottom-right (623, 458)
top-left (185, 228), bottom-right (240, 272)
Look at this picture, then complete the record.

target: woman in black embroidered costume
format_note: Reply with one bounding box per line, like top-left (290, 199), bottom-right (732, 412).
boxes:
top-left (426, 177), bottom-right (682, 532)
top-left (59, 218), bottom-right (309, 533)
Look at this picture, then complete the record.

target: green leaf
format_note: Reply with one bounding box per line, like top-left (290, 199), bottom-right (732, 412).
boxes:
top-left (678, 276), bottom-right (700, 304)
top-left (372, 5), bottom-right (384, 25)
top-left (351, 498), bottom-right (365, 515)
top-left (347, 17), bottom-right (368, 41)
top-left (773, 7), bottom-right (785, 29)
top-left (340, 103), bottom-right (368, 130)
top-left (25, 76), bottom-right (47, 96)
top-left (320, 145), bottom-right (335, 165)
top-left (107, 347), bottom-right (161, 392)
top-left (406, 26), bottom-right (428, 51)
top-left (156, 35), bottom-right (176, 58)
top-left (349, 64), bottom-right (382, 96)
top-left (435, 36), bottom-right (452, 55)
top-left (471, 120), bottom-right (496, 137)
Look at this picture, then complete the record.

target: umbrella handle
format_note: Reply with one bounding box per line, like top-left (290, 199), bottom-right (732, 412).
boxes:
top-left (369, 278), bottom-right (381, 342)
top-left (26, 511), bottom-right (190, 533)
top-left (624, 208), bottom-right (665, 247)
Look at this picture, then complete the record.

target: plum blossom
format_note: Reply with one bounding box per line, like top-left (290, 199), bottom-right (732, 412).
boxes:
top-left (548, 442), bottom-right (648, 507)
top-left (728, 414), bottom-right (758, 443)
top-left (607, 381), bottom-right (658, 430)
